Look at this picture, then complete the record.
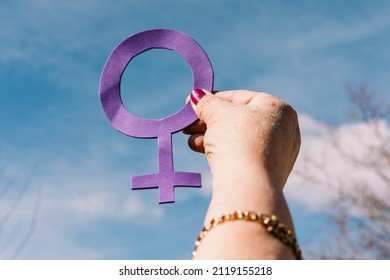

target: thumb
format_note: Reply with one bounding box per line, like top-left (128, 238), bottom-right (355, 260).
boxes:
top-left (190, 88), bottom-right (231, 124)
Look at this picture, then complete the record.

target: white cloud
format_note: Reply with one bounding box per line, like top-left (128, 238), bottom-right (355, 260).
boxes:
top-left (65, 192), bottom-right (114, 219)
top-left (285, 114), bottom-right (390, 211)
top-left (121, 196), bottom-right (164, 219)
top-left (64, 191), bottom-right (165, 221)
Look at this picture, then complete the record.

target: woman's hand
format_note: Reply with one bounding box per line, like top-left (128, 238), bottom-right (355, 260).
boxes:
top-left (184, 89), bottom-right (300, 189)
top-left (184, 89), bottom-right (301, 259)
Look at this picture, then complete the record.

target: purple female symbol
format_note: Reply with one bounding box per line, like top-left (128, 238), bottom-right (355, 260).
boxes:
top-left (99, 29), bottom-right (214, 203)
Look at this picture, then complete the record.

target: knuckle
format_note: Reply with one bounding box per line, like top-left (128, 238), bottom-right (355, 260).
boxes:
top-left (277, 101), bottom-right (298, 120)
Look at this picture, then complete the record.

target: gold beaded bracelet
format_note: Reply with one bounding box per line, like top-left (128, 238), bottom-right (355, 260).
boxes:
top-left (193, 210), bottom-right (302, 260)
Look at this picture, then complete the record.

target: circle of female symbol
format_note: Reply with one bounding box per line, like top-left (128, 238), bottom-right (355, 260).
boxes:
top-left (99, 29), bottom-right (214, 203)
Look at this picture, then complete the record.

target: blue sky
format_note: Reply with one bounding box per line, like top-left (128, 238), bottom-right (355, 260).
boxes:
top-left (1, 0), bottom-right (390, 259)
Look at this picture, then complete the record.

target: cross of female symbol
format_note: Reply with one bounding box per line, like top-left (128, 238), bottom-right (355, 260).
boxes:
top-left (99, 29), bottom-right (214, 203)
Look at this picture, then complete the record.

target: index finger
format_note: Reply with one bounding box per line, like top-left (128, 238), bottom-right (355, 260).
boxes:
top-left (215, 90), bottom-right (276, 105)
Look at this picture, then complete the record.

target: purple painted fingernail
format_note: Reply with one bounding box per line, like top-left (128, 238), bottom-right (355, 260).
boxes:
top-left (190, 88), bottom-right (206, 105)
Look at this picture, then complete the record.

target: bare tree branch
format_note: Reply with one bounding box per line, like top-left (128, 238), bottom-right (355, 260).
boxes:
top-left (0, 165), bottom-right (41, 259)
top-left (300, 84), bottom-right (390, 259)
top-left (10, 184), bottom-right (43, 259)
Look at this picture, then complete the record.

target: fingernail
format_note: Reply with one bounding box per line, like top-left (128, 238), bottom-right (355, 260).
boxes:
top-left (190, 88), bottom-right (206, 105)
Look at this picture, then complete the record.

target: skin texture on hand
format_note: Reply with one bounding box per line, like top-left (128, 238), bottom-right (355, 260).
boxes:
top-left (183, 89), bottom-right (301, 259)
top-left (185, 89), bottom-right (300, 188)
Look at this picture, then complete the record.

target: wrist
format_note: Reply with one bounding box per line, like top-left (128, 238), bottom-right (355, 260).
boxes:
top-left (210, 159), bottom-right (281, 193)
top-left (205, 164), bottom-right (294, 230)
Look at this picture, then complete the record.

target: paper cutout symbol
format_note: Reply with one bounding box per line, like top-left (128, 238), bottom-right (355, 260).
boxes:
top-left (99, 29), bottom-right (214, 203)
